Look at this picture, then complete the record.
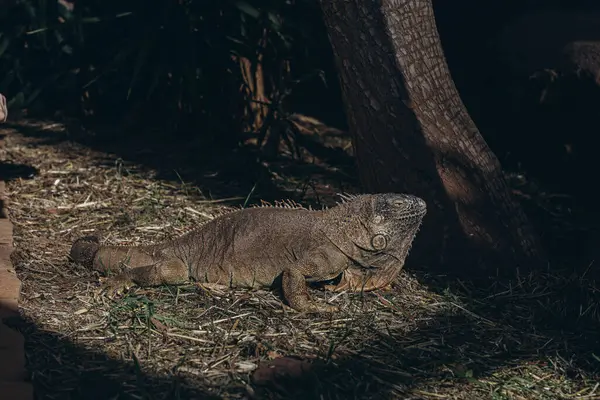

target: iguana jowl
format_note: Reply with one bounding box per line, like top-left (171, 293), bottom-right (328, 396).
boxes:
top-left (69, 193), bottom-right (426, 312)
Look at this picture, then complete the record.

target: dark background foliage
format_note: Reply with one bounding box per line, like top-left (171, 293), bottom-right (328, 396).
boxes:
top-left (2, 0), bottom-right (600, 260)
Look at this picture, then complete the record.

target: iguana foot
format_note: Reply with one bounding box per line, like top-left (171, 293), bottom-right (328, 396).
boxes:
top-left (99, 274), bottom-right (135, 298)
top-left (282, 267), bottom-right (341, 313)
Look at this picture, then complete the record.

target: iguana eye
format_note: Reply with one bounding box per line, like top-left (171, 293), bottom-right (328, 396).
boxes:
top-left (371, 234), bottom-right (387, 250)
top-left (393, 200), bottom-right (407, 208)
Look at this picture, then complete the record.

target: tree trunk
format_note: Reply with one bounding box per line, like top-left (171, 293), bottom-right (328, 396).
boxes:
top-left (319, 0), bottom-right (545, 272)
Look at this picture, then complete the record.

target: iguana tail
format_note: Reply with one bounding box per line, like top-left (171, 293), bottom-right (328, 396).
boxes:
top-left (69, 235), bottom-right (101, 268)
top-left (69, 235), bottom-right (158, 273)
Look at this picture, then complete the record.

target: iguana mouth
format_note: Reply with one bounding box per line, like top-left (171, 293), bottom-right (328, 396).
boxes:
top-left (358, 250), bottom-right (402, 270)
top-left (400, 209), bottom-right (427, 219)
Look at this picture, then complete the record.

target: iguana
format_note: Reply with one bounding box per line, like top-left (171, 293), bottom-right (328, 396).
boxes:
top-left (69, 193), bottom-right (426, 312)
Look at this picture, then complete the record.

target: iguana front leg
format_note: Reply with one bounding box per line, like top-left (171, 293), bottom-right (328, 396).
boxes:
top-left (282, 268), bottom-right (338, 313)
top-left (102, 258), bottom-right (189, 297)
top-left (281, 247), bottom-right (348, 313)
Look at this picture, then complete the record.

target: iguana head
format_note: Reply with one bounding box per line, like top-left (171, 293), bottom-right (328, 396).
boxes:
top-left (366, 193), bottom-right (427, 252)
top-left (333, 193), bottom-right (427, 254)
top-left (323, 193), bottom-right (427, 291)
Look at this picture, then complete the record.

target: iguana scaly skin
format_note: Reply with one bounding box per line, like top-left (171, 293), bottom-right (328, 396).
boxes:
top-left (69, 193), bottom-right (426, 312)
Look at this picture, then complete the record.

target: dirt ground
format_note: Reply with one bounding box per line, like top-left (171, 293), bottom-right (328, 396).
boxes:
top-left (1, 118), bottom-right (600, 399)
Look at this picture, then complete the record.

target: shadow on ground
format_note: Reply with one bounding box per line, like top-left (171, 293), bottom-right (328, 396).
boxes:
top-left (4, 315), bottom-right (225, 399)
top-left (9, 246), bottom-right (600, 400)
top-left (0, 161), bottom-right (38, 181)
top-left (9, 274), bottom-right (600, 400)
top-left (257, 274), bottom-right (600, 399)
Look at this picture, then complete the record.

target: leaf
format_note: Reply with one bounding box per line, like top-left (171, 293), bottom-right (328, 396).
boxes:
top-left (0, 36), bottom-right (10, 58)
top-left (7, 92), bottom-right (25, 109)
top-left (24, 87), bottom-right (43, 106)
top-left (128, 36), bottom-right (155, 100)
top-left (149, 316), bottom-right (168, 333)
top-left (267, 12), bottom-right (282, 31)
top-left (235, 1), bottom-right (260, 19)
top-left (0, 71), bottom-right (15, 92)
top-left (83, 37), bottom-right (138, 89)
top-left (147, 64), bottom-right (164, 101)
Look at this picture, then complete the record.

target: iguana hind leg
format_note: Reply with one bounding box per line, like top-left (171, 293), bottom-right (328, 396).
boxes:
top-left (282, 268), bottom-right (338, 313)
top-left (102, 258), bottom-right (189, 297)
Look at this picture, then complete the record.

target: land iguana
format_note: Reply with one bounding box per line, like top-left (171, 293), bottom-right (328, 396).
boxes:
top-left (69, 193), bottom-right (426, 312)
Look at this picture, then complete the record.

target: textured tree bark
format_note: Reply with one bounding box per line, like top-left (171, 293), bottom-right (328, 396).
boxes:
top-left (319, 0), bottom-right (545, 272)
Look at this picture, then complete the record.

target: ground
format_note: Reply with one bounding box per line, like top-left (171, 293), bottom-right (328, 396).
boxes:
top-left (1, 118), bottom-right (600, 399)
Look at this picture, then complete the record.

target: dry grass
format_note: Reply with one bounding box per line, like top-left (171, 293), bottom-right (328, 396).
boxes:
top-left (2, 121), bottom-right (600, 399)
